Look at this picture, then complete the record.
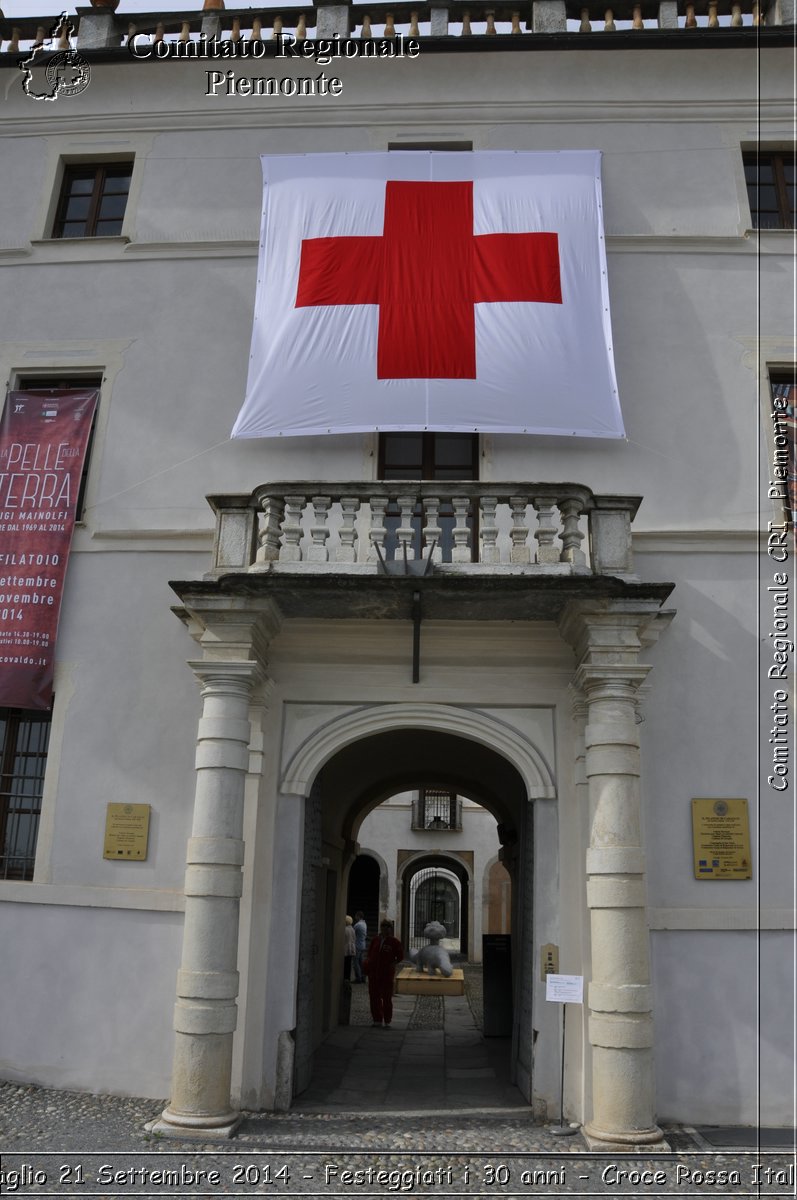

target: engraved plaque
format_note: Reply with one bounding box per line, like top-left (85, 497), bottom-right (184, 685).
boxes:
top-left (540, 942), bottom-right (559, 981)
top-left (691, 798), bottom-right (752, 879)
top-left (103, 803), bottom-right (150, 861)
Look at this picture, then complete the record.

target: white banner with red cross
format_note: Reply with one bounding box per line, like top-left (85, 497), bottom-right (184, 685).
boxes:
top-left (232, 150), bottom-right (624, 440)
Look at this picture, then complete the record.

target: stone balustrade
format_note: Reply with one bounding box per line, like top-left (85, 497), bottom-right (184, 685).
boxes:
top-left (206, 482), bottom-right (641, 577)
top-left (0, 0), bottom-right (791, 56)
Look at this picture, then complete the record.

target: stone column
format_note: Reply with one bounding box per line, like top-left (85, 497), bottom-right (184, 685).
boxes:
top-left (153, 660), bottom-right (263, 1137)
top-left (559, 601), bottom-right (668, 1150)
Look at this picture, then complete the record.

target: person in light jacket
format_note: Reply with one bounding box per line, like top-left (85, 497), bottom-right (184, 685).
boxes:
top-left (343, 915), bottom-right (356, 981)
top-left (352, 910), bottom-right (367, 983)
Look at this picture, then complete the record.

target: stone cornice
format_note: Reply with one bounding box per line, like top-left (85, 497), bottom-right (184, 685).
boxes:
top-left (0, 234), bottom-right (775, 269)
top-left (0, 96), bottom-right (789, 140)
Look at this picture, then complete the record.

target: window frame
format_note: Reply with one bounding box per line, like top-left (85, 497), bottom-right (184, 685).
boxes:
top-left (744, 150), bottom-right (795, 230)
top-left (52, 161), bottom-right (133, 240)
top-left (0, 707), bottom-right (52, 882)
top-left (378, 432), bottom-right (480, 561)
top-left (387, 141), bottom-right (474, 152)
top-left (378, 432), bottom-right (480, 481)
top-left (413, 788), bottom-right (462, 831)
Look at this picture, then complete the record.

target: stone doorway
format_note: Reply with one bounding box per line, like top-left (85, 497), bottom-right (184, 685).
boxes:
top-left (290, 721), bottom-right (547, 1112)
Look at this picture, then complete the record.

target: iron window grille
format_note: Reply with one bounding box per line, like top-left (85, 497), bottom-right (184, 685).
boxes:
top-left (0, 707), bottom-right (51, 881)
top-left (412, 870), bottom-right (460, 941)
top-left (412, 788), bottom-right (462, 831)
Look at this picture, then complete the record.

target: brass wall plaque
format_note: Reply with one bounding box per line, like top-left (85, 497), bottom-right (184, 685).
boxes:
top-left (691, 798), bottom-right (752, 879)
top-left (540, 942), bottom-right (559, 981)
top-left (103, 803), bottom-right (150, 861)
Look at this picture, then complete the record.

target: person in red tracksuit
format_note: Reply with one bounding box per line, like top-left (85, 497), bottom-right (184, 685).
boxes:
top-left (364, 919), bottom-right (404, 1027)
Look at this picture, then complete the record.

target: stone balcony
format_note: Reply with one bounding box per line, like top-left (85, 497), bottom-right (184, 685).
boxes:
top-left (170, 482), bottom-right (673, 627)
top-left (209, 481), bottom-right (638, 575)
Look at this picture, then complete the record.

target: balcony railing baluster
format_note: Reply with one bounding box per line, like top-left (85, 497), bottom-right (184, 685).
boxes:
top-left (532, 496), bottom-right (561, 564)
top-left (338, 496), bottom-right (360, 562)
top-left (369, 496), bottom-right (389, 562)
top-left (308, 495), bottom-right (332, 562)
top-left (480, 496), bottom-right (500, 563)
top-left (280, 495), bottom-right (306, 562)
top-left (510, 496), bottom-right (532, 564)
top-left (451, 497), bottom-right (472, 563)
top-left (559, 497), bottom-right (587, 566)
top-left (423, 498), bottom-right (444, 562)
top-left (258, 494), bottom-right (285, 562)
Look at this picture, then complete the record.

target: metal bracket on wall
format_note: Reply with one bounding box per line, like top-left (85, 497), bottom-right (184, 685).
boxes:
top-left (373, 542), bottom-right (436, 683)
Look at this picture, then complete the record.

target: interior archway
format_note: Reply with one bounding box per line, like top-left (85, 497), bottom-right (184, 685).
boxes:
top-left (402, 855), bottom-right (469, 957)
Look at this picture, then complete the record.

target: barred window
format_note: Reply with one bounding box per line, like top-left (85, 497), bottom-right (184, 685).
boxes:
top-left (413, 788), bottom-right (461, 831)
top-left (0, 708), bottom-right (51, 881)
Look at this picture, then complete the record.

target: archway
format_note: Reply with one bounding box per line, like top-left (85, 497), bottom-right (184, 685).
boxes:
top-left (288, 715), bottom-right (554, 1109)
top-left (401, 856), bottom-right (470, 957)
top-left (346, 853), bottom-right (380, 939)
top-left (409, 866), bottom-right (462, 951)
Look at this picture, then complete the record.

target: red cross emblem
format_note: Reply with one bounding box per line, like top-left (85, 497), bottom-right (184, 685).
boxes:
top-left (295, 181), bottom-right (562, 380)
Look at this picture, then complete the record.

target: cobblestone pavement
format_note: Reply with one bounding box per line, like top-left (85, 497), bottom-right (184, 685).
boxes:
top-left (1, 970), bottom-right (793, 1196)
top-left (1, 1079), bottom-right (792, 1200)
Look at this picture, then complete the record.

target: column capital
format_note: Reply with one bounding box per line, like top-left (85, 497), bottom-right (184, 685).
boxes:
top-left (176, 596), bottom-right (282, 665)
top-left (559, 598), bottom-right (666, 658)
top-left (187, 658), bottom-right (268, 700)
top-left (573, 662), bottom-right (651, 699)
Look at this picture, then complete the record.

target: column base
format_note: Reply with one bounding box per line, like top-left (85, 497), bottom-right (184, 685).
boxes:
top-left (582, 1122), bottom-right (669, 1152)
top-left (146, 1109), bottom-right (243, 1141)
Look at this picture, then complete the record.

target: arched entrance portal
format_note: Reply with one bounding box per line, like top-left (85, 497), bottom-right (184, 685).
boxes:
top-left (403, 857), bottom-right (468, 956)
top-left (289, 718), bottom-right (554, 1109)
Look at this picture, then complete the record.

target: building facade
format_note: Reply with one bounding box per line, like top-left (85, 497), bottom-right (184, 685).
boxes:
top-left (0, 0), bottom-right (794, 1147)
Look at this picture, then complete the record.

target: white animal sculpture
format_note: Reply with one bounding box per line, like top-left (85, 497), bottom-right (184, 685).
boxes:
top-left (408, 920), bottom-right (454, 977)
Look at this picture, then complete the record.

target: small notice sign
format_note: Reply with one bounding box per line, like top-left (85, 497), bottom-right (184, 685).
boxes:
top-left (691, 798), bottom-right (752, 880)
top-left (545, 974), bottom-right (583, 1004)
top-left (103, 803), bottom-right (150, 861)
top-left (540, 943), bottom-right (559, 982)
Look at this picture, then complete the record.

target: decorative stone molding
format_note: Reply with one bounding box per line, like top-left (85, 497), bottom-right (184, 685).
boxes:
top-left (279, 702), bottom-right (556, 799)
